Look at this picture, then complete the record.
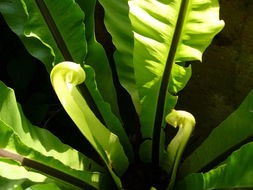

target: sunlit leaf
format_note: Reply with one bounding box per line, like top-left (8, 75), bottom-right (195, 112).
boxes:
top-left (50, 63), bottom-right (128, 189)
top-left (83, 65), bottom-right (133, 161)
top-left (98, 0), bottom-right (224, 150)
top-left (0, 81), bottom-right (114, 190)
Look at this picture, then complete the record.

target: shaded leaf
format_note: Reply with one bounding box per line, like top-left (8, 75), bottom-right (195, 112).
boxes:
top-left (83, 65), bottom-right (134, 161)
top-left (75, 0), bottom-right (121, 119)
top-left (179, 90), bottom-right (253, 177)
top-left (97, 0), bottom-right (140, 113)
top-left (26, 183), bottom-right (62, 190)
top-left (175, 142), bottom-right (253, 190)
top-left (0, 0), bottom-right (86, 71)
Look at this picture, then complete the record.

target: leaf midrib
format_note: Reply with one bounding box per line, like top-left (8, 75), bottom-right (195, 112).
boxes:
top-left (0, 149), bottom-right (96, 190)
top-left (35, 0), bottom-right (73, 61)
top-left (152, 0), bottom-right (191, 167)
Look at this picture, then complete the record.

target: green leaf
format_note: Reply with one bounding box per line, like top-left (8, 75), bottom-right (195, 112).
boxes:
top-left (83, 65), bottom-right (134, 161)
top-left (99, 0), bottom-right (224, 148)
top-left (0, 158), bottom-right (52, 190)
top-left (168, 64), bottom-right (192, 94)
top-left (75, 0), bottom-right (121, 119)
top-left (74, 1), bottom-right (133, 160)
top-left (0, 159), bottom-right (78, 190)
top-left (179, 90), bottom-right (253, 177)
top-left (1, 0), bottom-right (124, 151)
top-left (97, 0), bottom-right (140, 113)
top-left (134, 0), bottom-right (224, 141)
top-left (0, 81), bottom-right (114, 190)
top-left (0, 0), bottom-right (86, 71)
top-left (26, 183), bottom-right (62, 190)
top-left (50, 62), bottom-right (128, 189)
top-left (175, 142), bottom-right (253, 190)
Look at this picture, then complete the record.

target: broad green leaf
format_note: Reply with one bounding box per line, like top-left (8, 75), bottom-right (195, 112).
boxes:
top-left (0, 158), bottom-right (52, 190)
top-left (0, 0), bottom-right (51, 66)
top-left (97, 0), bottom-right (140, 113)
top-left (179, 90), bottom-right (253, 177)
top-left (0, 81), bottom-right (104, 172)
top-left (75, 0), bottom-right (121, 119)
top-left (73, 0), bottom-right (133, 161)
top-left (0, 81), bottom-right (114, 190)
top-left (26, 183), bottom-right (62, 190)
top-left (131, 0), bottom-right (224, 140)
top-left (99, 0), bottom-right (224, 149)
top-left (50, 62), bottom-right (128, 189)
top-left (0, 158), bottom-right (110, 190)
top-left (83, 65), bottom-right (133, 161)
top-left (175, 142), bottom-right (253, 190)
top-left (0, 0), bottom-right (86, 71)
top-left (168, 64), bottom-right (192, 94)
top-left (0, 129), bottom-right (99, 190)
top-left (0, 159), bottom-right (77, 190)
top-left (1, 0), bottom-right (124, 150)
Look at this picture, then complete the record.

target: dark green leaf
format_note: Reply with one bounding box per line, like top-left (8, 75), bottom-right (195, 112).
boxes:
top-left (179, 90), bottom-right (253, 177)
top-left (97, 0), bottom-right (140, 113)
top-left (75, 0), bottom-right (121, 119)
top-left (0, 0), bottom-right (86, 71)
top-left (175, 142), bottom-right (253, 190)
top-left (26, 183), bottom-right (62, 190)
top-left (83, 65), bottom-right (134, 161)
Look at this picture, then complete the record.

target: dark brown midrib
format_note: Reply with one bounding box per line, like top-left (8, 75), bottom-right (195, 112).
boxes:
top-left (35, 0), bottom-right (72, 61)
top-left (0, 149), bottom-right (96, 190)
top-left (152, 0), bottom-right (190, 167)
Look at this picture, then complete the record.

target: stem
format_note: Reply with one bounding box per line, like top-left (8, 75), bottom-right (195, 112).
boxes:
top-left (0, 149), bottom-right (96, 190)
top-left (152, 0), bottom-right (190, 168)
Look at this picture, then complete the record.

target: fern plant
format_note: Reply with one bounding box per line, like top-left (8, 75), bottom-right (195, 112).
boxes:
top-left (1, 0), bottom-right (253, 190)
